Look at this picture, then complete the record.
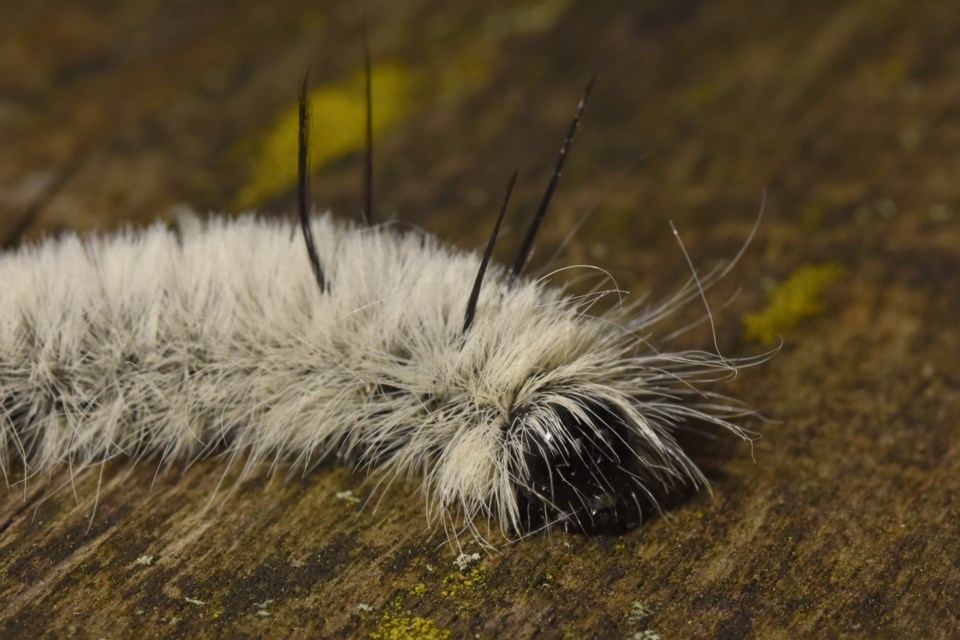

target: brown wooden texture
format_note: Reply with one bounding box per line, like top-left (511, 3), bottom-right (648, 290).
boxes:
top-left (2, 1), bottom-right (958, 638)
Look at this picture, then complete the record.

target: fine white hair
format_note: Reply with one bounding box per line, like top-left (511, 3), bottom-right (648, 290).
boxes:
top-left (0, 213), bottom-right (768, 541)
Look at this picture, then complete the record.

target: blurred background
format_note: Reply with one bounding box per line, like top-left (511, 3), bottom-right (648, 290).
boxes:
top-left (3, 1), bottom-right (957, 308)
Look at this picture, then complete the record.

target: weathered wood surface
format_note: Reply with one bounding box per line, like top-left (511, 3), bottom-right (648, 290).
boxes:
top-left (1, 1), bottom-right (958, 638)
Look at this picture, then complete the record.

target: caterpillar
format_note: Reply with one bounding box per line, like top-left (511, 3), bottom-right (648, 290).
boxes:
top-left (0, 68), bottom-right (769, 543)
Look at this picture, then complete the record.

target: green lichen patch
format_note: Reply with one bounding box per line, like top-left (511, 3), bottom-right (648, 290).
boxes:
top-left (370, 601), bottom-right (450, 640)
top-left (234, 62), bottom-right (416, 210)
top-left (743, 263), bottom-right (847, 345)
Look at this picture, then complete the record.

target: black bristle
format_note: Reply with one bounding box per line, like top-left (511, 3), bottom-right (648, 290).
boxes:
top-left (462, 168), bottom-right (519, 336)
top-left (298, 69), bottom-right (327, 293)
top-left (506, 74), bottom-right (596, 287)
top-left (361, 25), bottom-right (374, 226)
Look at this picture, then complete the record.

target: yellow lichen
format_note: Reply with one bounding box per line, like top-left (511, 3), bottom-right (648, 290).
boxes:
top-left (233, 2), bottom-right (578, 212)
top-left (441, 566), bottom-right (485, 599)
top-left (743, 263), bottom-right (847, 345)
top-left (234, 62), bottom-right (416, 210)
top-left (370, 612), bottom-right (450, 640)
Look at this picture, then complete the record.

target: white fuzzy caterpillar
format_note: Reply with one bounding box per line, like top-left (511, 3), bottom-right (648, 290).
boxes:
top-left (0, 212), bottom-right (766, 536)
top-left (0, 74), bottom-right (769, 541)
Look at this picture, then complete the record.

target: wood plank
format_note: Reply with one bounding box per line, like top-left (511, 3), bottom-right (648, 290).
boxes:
top-left (2, 1), bottom-right (958, 637)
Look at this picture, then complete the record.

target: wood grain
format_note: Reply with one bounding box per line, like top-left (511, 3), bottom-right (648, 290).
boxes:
top-left (2, 1), bottom-right (958, 637)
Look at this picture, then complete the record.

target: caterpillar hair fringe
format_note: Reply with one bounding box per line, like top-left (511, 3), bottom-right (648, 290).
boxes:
top-left (0, 68), bottom-right (773, 545)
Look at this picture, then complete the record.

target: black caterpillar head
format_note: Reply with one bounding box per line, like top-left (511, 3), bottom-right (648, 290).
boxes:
top-left (511, 402), bottom-right (644, 535)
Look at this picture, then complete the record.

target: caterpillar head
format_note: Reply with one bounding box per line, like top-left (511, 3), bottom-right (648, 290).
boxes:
top-left (510, 401), bottom-right (646, 535)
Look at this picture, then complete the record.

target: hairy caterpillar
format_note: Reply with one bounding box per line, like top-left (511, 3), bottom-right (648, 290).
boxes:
top-left (0, 69), bottom-right (769, 542)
